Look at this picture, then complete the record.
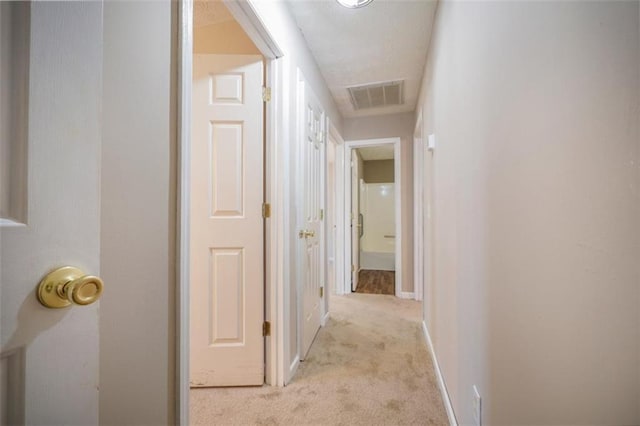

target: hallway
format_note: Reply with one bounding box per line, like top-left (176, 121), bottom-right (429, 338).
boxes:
top-left (191, 294), bottom-right (447, 425)
top-left (0, 0), bottom-right (636, 424)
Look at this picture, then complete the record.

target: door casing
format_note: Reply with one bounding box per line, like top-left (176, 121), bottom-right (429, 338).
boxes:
top-left (325, 122), bottom-right (345, 305)
top-left (351, 150), bottom-right (361, 291)
top-left (413, 110), bottom-right (424, 302)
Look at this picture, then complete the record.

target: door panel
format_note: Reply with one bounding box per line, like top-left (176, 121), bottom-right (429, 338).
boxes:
top-left (190, 54), bottom-right (264, 387)
top-left (209, 248), bottom-right (245, 346)
top-left (210, 123), bottom-right (244, 216)
top-left (299, 78), bottom-right (324, 359)
top-left (0, 3), bottom-right (103, 424)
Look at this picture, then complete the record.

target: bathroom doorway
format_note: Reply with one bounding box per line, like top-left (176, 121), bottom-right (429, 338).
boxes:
top-left (354, 145), bottom-right (396, 294)
top-left (343, 138), bottom-right (402, 297)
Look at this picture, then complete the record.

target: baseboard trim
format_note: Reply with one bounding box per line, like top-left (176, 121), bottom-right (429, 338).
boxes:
top-left (287, 355), bottom-right (300, 385)
top-left (399, 291), bottom-right (415, 300)
top-left (321, 311), bottom-right (330, 326)
top-left (422, 320), bottom-right (458, 426)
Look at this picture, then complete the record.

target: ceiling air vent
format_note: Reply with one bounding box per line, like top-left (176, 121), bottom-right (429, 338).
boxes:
top-left (347, 80), bottom-right (404, 111)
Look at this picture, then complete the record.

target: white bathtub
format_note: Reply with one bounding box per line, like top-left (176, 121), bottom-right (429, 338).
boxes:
top-left (360, 251), bottom-right (395, 271)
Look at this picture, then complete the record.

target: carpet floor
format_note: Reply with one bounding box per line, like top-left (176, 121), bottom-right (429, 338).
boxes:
top-left (190, 293), bottom-right (448, 425)
top-left (355, 270), bottom-right (395, 295)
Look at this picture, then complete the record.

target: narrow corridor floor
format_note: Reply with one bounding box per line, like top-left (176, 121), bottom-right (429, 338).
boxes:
top-left (190, 294), bottom-right (448, 425)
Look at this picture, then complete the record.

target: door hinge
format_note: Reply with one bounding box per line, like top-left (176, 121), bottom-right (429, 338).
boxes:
top-left (320, 209), bottom-right (324, 220)
top-left (262, 203), bottom-right (271, 218)
top-left (262, 321), bottom-right (271, 337)
top-left (351, 264), bottom-right (356, 272)
top-left (320, 287), bottom-right (324, 298)
top-left (262, 86), bottom-right (271, 102)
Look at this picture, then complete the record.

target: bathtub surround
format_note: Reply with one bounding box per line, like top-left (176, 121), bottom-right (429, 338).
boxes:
top-left (360, 182), bottom-right (396, 271)
top-left (190, 294), bottom-right (447, 425)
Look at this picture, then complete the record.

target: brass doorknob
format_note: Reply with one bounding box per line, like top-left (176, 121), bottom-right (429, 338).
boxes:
top-left (37, 266), bottom-right (104, 309)
top-left (298, 230), bottom-right (316, 239)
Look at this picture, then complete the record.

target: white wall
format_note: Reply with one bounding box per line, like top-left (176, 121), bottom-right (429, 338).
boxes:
top-left (417, 1), bottom-right (640, 424)
top-left (100, 2), bottom-right (176, 424)
top-left (343, 113), bottom-right (414, 293)
top-left (249, 0), bottom-right (343, 381)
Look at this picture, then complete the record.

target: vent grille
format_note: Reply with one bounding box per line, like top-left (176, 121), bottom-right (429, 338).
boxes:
top-left (347, 80), bottom-right (404, 110)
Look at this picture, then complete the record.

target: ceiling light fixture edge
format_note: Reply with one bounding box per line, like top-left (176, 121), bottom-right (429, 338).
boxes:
top-left (336, 0), bottom-right (374, 9)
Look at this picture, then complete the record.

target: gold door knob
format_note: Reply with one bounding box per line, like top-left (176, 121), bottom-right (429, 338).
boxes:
top-left (298, 230), bottom-right (316, 239)
top-left (37, 266), bottom-right (104, 309)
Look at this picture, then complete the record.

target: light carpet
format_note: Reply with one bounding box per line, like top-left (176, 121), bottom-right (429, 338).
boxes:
top-left (190, 293), bottom-right (448, 425)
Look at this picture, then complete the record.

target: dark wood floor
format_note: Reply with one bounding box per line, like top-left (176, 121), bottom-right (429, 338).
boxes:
top-left (355, 270), bottom-right (395, 295)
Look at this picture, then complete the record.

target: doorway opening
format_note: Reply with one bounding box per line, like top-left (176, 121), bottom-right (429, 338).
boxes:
top-left (343, 138), bottom-right (402, 298)
top-left (178, 0), bottom-right (284, 422)
top-left (352, 145), bottom-right (396, 295)
top-left (189, 2), bottom-right (267, 390)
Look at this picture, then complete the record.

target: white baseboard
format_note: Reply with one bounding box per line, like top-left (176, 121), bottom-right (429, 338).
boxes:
top-left (422, 320), bottom-right (458, 426)
top-left (286, 355), bottom-right (300, 386)
top-left (321, 311), bottom-right (330, 326)
top-left (399, 291), bottom-right (415, 300)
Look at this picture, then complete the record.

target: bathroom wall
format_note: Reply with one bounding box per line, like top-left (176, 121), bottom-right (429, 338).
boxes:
top-left (363, 160), bottom-right (394, 184)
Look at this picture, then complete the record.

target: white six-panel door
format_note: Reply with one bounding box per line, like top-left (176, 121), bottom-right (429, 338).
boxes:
top-left (298, 78), bottom-right (324, 359)
top-left (190, 54), bottom-right (264, 387)
top-left (0, 3), bottom-right (103, 424)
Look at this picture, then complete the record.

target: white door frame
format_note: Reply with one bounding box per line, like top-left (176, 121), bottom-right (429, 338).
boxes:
top-left (177, 1), bottom-right (285, 423)
top-left (413, 111), bottom-right (424, 302)
top-left (350, 149), bottom-right (362, 292)
top-left (327, 121), bottom-right (345, 297)
top-left (343, 138), bottom-right (402, 297)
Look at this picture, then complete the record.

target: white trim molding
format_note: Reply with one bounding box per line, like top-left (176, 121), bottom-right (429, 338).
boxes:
top-left (328, 121), bottom-right (346, 296)
top-left (222, 0), bottom-right (282, 59)
top-left (422, 321), bottom-right (458, 426)
top-left (177, 1), bottom-right (193, 424)
top-left (413, 109), bottom-right (424, 302)
top-left (321, 311), bottom-right (330, 327)
top-left (289, 355), bottom-right (300, 381)
top-left (399, 292), bottom-right (415, 300)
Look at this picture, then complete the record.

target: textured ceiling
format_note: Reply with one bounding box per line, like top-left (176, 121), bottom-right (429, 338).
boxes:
top-left (287, 0), bottom-right (437, 119)
top-left (194, 1), bottom-right (234, 28)
top-left (358, 145), bottom-right (395, 160)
